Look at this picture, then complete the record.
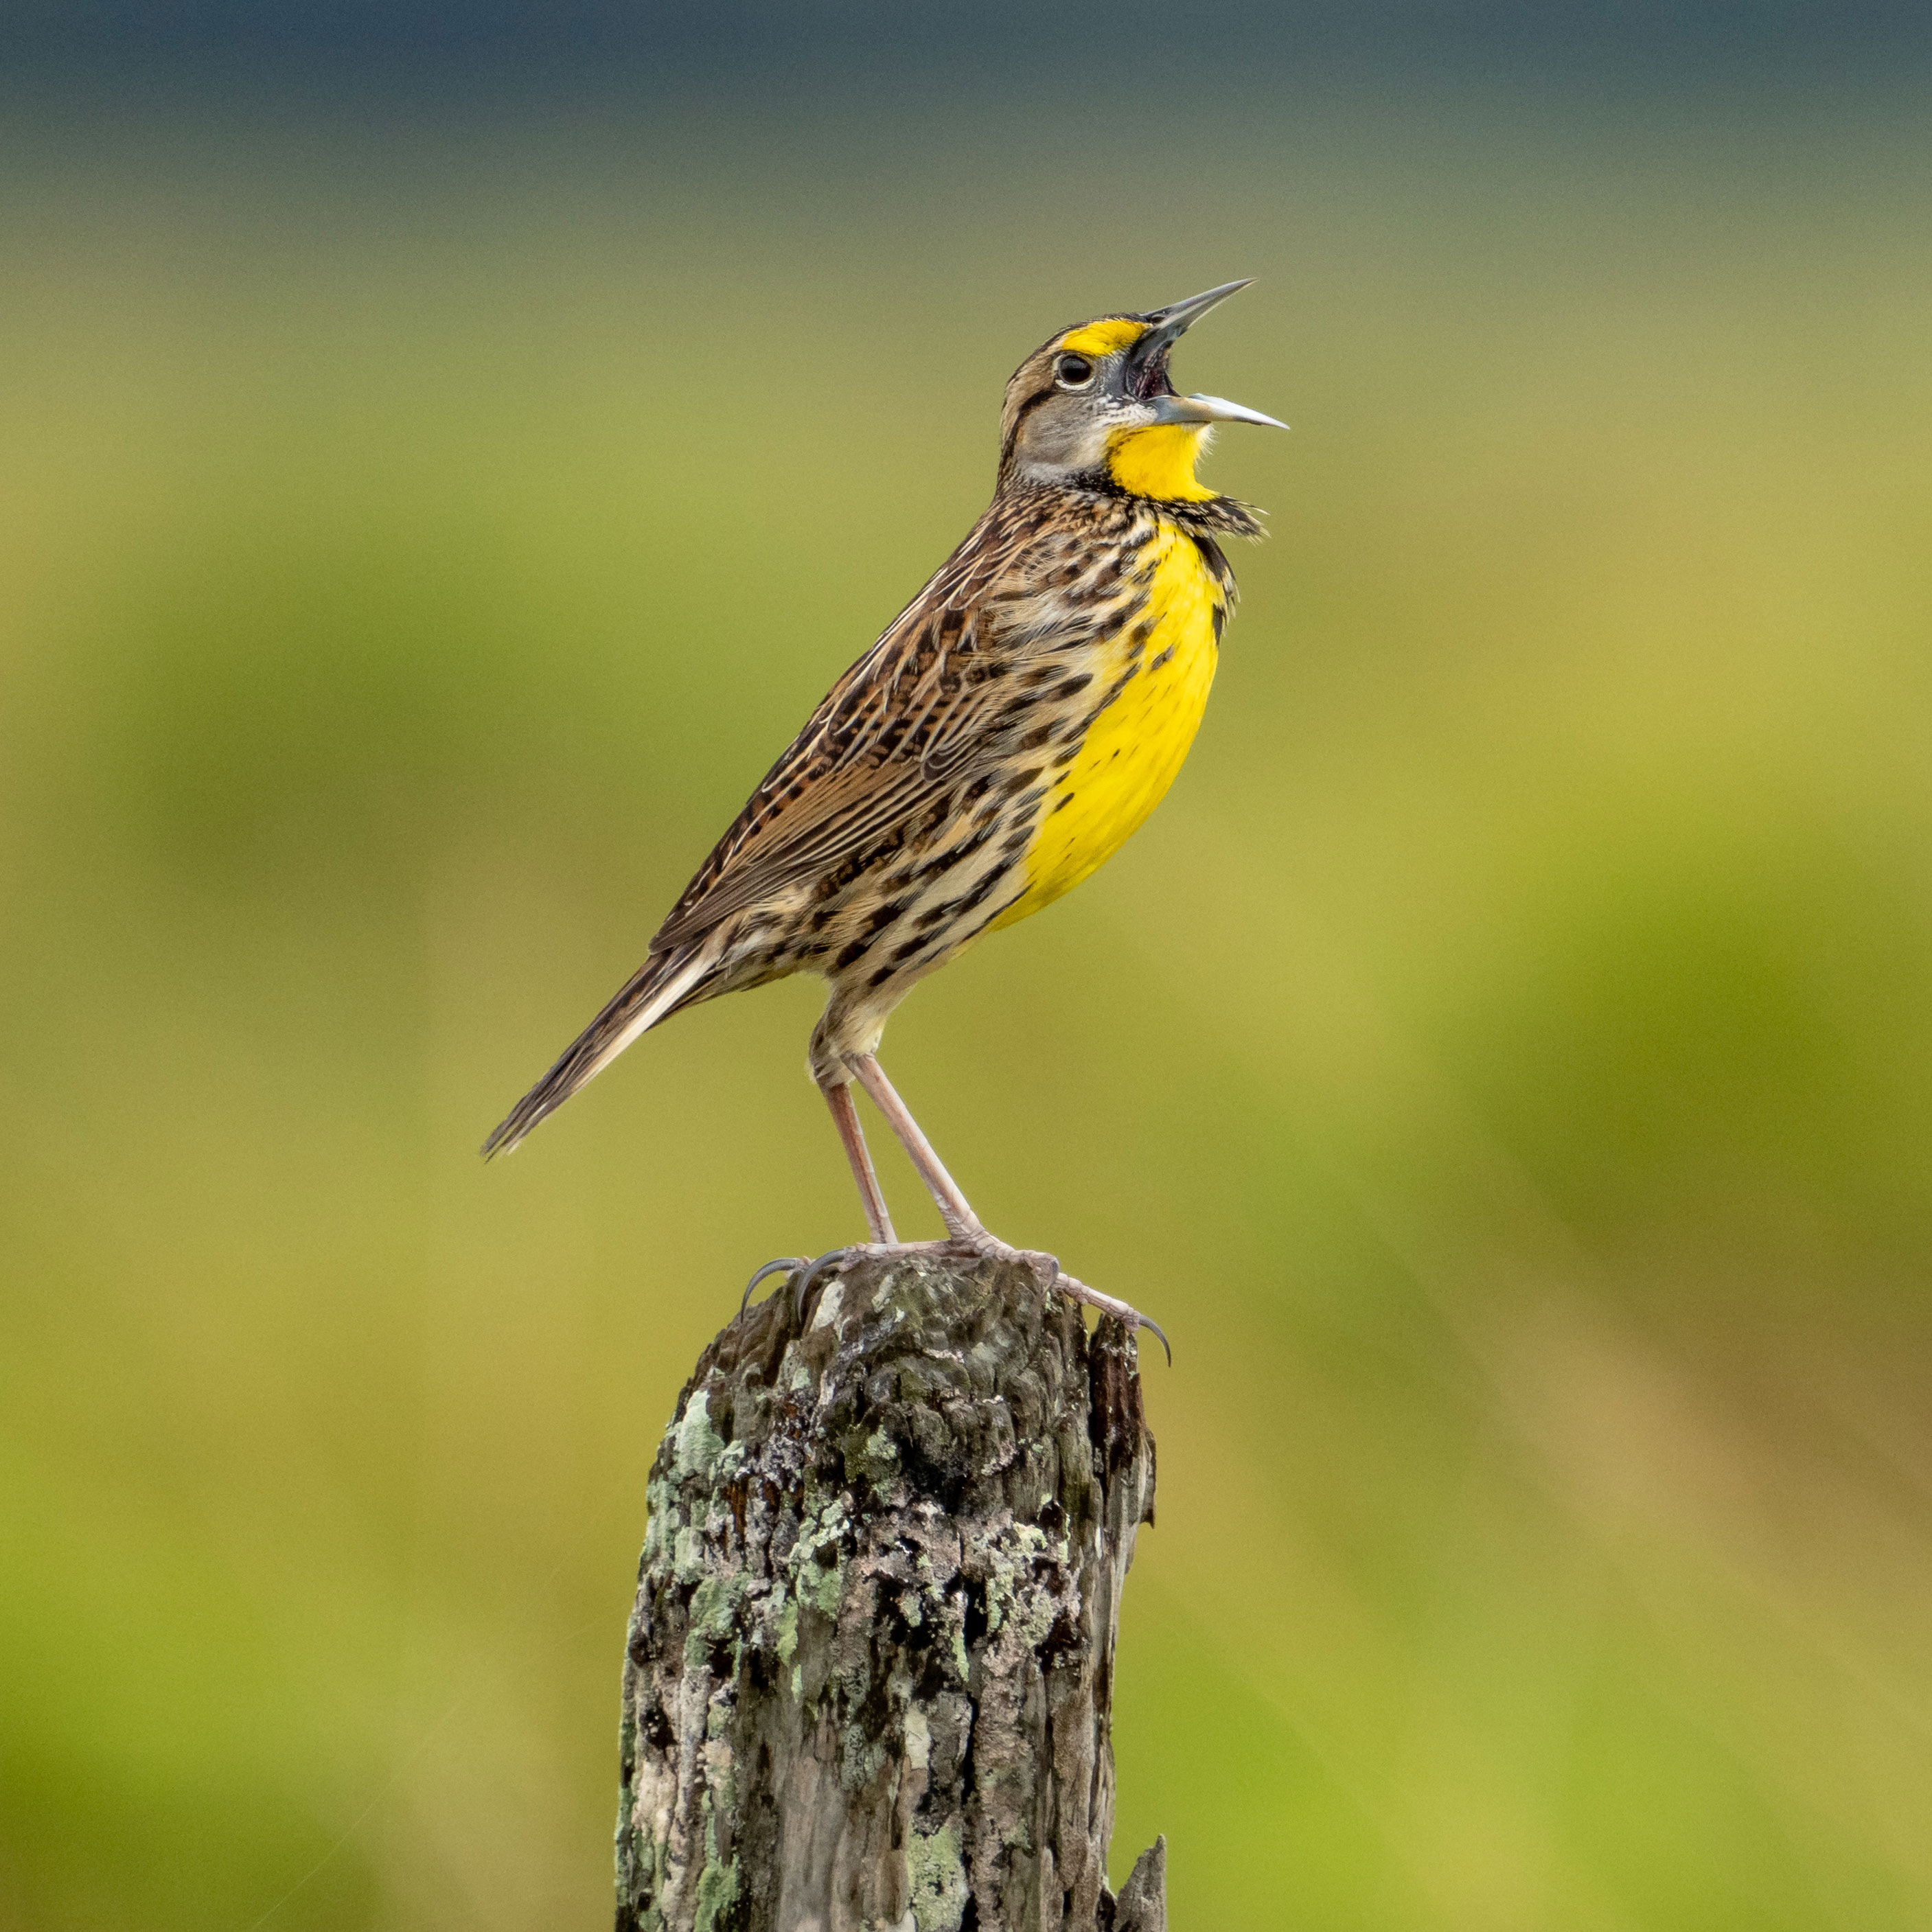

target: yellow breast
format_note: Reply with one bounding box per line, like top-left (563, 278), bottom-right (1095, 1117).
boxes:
top-left (992, 524), bottom-right (1222, 930)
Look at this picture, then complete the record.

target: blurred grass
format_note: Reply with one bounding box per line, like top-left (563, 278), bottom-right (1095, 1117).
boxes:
top-left (3, 89), bottom-right (1931, 1931)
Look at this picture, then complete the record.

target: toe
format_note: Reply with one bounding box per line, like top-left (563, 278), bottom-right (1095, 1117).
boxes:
top-left (1001, 1246), bottom-right (1062, 1289)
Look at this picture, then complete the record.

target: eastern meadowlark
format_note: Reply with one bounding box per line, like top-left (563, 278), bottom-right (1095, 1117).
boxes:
top-left (486, 280), bottom-right (1283, 1344)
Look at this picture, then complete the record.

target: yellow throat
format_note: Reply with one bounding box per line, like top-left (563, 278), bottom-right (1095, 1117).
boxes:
top-left (1105, 423), bottom-right (1216, 503)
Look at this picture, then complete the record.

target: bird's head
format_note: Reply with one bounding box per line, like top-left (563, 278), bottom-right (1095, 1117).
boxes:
top-left (998, 279), bottom-right (1285, 501)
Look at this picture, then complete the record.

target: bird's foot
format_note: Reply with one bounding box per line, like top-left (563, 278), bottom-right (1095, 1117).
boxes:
top-left (943, 1230), bottom-right (1173, 1364)
top-left (741, 1233), bottom-right (1170, 1363)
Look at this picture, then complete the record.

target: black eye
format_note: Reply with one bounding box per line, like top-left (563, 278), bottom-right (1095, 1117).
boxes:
top-left (1055, 353), bottom-right (1095, 389)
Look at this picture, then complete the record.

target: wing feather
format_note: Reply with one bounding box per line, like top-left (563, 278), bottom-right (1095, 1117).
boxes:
top-left (648, 505), bottom-right (1042, 949)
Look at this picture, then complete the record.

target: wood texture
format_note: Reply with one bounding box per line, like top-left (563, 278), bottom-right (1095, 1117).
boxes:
top-left (614, 1252), bottom-right (1164, 1931)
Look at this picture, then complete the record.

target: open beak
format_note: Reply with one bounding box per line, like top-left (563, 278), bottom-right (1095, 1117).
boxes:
top-left (1127, 277), bottom-right (1287, 430)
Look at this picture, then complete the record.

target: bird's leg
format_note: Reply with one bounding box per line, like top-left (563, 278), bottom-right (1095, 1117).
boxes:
top-left (847, 1053), bottom-right (982, 1239)
top-left (821, 1078), bottom-right (898, 1245)
top-left (845, 1051), bottom-right (1172, 1361)
top-left (739, 1086), bottom-right (890, 1325)
top-left (748, 1050), bottom-right (1175, 1361)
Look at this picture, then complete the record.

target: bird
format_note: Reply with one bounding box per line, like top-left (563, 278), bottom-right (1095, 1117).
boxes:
top-left (485, 279), bottom-right (1284, 1346)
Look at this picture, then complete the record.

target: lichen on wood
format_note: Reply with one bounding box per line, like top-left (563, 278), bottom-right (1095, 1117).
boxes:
top-left (615, 1252), bottom-right (1164, 1932)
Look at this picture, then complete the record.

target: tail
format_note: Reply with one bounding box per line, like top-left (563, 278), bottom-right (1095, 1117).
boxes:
top-left (482, 943), bottom-right (717, 1158)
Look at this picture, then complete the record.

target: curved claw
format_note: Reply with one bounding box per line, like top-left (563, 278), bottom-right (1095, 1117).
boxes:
top-left (791, 1246), bottom-right (851, 1323)
top-left (1136, 1315), bottom-right (1173, 1367)
top-left (741, 1256), bottom-right (809, 1319)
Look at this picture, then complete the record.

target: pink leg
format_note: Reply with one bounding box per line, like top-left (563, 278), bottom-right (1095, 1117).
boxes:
top-left (837, 1053), bottom-right (1173, 1362)
top-left (822, 1079), bottom-right (897, 1244)
top-left (849, 1054), bottom-right (982, 1239)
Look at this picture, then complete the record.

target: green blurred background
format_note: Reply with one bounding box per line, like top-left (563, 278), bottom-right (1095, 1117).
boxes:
top-left (4, 7), bottom-right (1932, 1927)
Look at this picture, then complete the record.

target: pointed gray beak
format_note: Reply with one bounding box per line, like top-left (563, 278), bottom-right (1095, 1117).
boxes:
top-left (1149, 393), bottom-right (1289, 430)
top-left (1133, 278), bottom-right (1255, 358)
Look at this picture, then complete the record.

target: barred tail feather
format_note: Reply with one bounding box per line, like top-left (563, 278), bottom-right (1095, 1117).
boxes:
top-left (482, 945), bottom-right (717, 1158)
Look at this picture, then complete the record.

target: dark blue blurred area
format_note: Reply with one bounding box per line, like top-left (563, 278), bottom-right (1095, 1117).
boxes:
top-left (6, 0), bottom-right (1931, 102)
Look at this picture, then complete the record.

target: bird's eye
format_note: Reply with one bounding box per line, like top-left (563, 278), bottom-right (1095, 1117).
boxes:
top-left (1055, 353), bottom-right (1096, 389)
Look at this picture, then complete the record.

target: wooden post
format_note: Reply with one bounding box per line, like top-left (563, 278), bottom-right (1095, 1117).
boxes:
top-left (614, 1251), bottom-right (1166, 1931)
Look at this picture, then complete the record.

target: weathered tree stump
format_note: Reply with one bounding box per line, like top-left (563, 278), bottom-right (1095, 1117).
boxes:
top-left (615, 1252), bottom-right (1165, 1932)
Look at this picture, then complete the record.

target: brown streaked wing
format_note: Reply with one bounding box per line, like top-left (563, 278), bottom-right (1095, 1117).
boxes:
top-left (647, 506), bottom-right (1040, 951)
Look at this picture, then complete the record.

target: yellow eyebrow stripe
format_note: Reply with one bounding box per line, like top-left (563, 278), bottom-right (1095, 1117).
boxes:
top-left (1057, 317), bottom-right (1148, 358)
